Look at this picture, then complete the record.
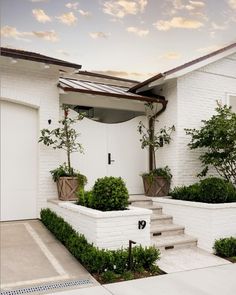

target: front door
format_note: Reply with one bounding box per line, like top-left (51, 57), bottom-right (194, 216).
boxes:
top-left (69, 112), bottom-right (147, 194)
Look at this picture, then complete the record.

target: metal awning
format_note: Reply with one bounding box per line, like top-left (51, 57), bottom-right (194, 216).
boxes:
top-left (58, 77), bottom-right (164, 103)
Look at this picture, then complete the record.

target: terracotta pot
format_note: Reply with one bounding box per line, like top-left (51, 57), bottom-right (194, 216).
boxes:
top-left (56, 177), bottom-right (78, 201)
top-left (142, 175), bottom-right (170, 197)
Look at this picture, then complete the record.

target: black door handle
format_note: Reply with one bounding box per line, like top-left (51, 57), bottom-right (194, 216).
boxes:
top-left (108, 153), bottom-right (115, 165)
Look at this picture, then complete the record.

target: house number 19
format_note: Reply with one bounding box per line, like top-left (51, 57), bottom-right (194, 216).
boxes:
top-left (138, 220), bottom-right (146, 229)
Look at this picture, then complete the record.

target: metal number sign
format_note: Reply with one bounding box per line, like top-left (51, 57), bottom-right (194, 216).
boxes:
top-left (138, 220), bottom-right (146, 229)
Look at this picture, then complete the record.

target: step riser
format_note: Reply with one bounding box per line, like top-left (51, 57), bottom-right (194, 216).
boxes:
top-left (151, 218), bottom-right (173, 225)
top-left (150, 208), bottom-right (163, 214)
top-left (156, 241), bottom-right (197, 252)
top-left (131, 201), bottom-right (153, 207)
top-left (151, 229), bottom-right (184, 237)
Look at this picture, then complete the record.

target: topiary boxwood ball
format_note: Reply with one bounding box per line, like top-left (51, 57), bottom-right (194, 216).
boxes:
top-left (91, 176), bottom-right (129, 211)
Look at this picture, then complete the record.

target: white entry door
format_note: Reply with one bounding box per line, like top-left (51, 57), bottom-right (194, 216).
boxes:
top-left (107, 117), bottom-right (147, 194)
top-left (0, 101), bottom-right (38, 221)
top-left (70, 113), bottom-right (147, 194)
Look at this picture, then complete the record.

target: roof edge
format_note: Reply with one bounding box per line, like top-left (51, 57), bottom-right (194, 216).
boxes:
top-left (0, 47), bottom-right (82, 69)
top-left (130, 42), bottom-right (236, 92)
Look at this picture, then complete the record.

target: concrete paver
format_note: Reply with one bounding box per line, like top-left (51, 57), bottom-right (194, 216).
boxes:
top-left (0, 220), bottom-right (97, 292)
top-left (104, 264), bottom-right (236, 295)
top-left (158, 247), bottom-right (230, 273)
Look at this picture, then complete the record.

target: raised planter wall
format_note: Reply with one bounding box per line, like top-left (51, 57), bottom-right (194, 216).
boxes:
top-left (47, 200), bottom-right (151, 250)
top-left (153, 197), bottom-right (236, 252)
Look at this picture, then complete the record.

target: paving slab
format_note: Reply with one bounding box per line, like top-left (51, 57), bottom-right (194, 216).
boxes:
top-left (105, 264), bottom-right (236, 295)
top-left (0, 220), bottom-right (97, 293)
top-left (157, 247), bottom-right (230, 273)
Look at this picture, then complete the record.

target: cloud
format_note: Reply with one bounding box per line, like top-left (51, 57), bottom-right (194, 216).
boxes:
top-left (56, 12), bottom-right (77, 26)
top-left (32, 30), bottom-right (59, 42)
top-left (103, 0), bottom-right (148, 18)
top-left (89, 32), bottom-right (110, 39)
top-left (78, 9), bottom-right (91, 17)
top-left (196, 45), bottom-right (222, 53)
top-left (166, 0), bottom-right (206, 18)
top-left (65, 2), bottom-right (79, 10)
top-left (211, 22), bottom-right (228, 30)
top-left (32, 9), bottom-right (52, 23)
top-left (126, 26), bottom-right (149, 36)
top-left (57, 49), bottom-right (70, 56)
top-left (228, 0), bottom-right (236, 9)
top-left (1, 25), bottom-right (59, 42)
top-left (162, 52), bottom-right (181, 59)
top-left (0, 25), bottom-right (32, 42)
top-left (153, 17), bottom-right (204, 31)
top-left (92, 69), bottom-right (156, 81)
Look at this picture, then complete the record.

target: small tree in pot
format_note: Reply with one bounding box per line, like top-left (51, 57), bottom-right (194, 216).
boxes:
top-left (39, 105), bottom-right (87, 200)
top-left (138, 103), bottom-right (175, 196)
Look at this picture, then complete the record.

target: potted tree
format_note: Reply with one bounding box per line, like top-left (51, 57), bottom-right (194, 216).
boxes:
top-left (39, 105), bottom-right (87, 201)
top-left (138, 103), bottom-right (175, 197)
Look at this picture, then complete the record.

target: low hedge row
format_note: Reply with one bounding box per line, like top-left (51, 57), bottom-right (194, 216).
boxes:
top-left (213, 237), bottom-right (236, 258)
top-left (170, 177), bottom-right (236, 203)
top-left (40, 208), bottom-right (160, 275)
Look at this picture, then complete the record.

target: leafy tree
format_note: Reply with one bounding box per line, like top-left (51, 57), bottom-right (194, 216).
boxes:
top-left (186, 104), bottom-right (236, 184)
top-left (39, 105), bottom-right (83, 175)
top-left (138, 103), bottom-right (175, 171)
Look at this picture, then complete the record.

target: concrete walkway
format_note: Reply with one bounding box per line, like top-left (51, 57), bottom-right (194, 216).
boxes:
top-left (0, 220), bottom-right (97, 293)
top-left (54, 264), bottom-right (236, 295)
top-left (158, 247), bottom-right (230, 273)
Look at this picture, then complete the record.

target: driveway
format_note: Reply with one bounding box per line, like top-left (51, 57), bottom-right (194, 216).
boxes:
top-left (0, 220), bottom-right (97, 294)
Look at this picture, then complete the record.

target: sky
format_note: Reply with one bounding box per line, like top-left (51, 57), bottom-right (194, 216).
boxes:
top-left (0, 0), bottom-right (236, 81)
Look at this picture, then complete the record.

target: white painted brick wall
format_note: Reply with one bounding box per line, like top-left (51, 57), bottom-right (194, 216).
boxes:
top-left (154, 80), bottom-right (179, 188)
top-left (156, 53), bottom-right (236, 187)
top-left (47, 201), bottom-right (151, 250)
top-left (154, 198), bottom-right (236, 252)
top-left (1, 59), bottom-right (61, 217)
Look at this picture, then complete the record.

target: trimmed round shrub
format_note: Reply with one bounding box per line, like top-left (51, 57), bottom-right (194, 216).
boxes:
top-left (199, 177), bottom-right (236, 203)
top-left (90, 176), bottom-right (129, 211)
top-left (213, 237), bottom-right (236, 258)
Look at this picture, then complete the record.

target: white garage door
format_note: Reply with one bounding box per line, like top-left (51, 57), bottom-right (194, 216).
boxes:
top-left (0, 101), bottom-right (38, 221)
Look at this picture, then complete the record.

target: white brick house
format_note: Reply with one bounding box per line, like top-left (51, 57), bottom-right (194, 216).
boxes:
top-left (0, 43), bottom-right (235, 221)
top-left (131, 43), bottom-right (236, 188)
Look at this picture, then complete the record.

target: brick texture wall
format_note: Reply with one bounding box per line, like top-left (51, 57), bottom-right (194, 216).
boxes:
top-left (155, 53), bottom-right (236, 187)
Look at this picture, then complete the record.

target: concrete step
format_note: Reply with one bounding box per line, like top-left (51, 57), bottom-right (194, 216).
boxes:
top-left (129, 195), bottom-right (151, 203)
top-left (131, 200), bottom-right (153, 207)
top-left (152, 234), bottom-right (198, 251)
top-left (151, 214), bottom-right (173, 225)
top-left (151, 224), bottom-right (185, 237)
top-left (132, 203), bottom-right (162, 213)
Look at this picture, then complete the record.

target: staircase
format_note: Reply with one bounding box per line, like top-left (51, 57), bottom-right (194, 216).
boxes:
top-left (130, 195), bottom-right (198, 251)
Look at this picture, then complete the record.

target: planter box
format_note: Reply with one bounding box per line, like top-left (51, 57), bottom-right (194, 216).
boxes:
top-left (47, 200), bottom-right (151, 250)
top-left (153, 197), bottom-right (236, 252)
top-left (57, 177), bottom-right (78, 201)
top-left (142, 175), bottom-right (170, 197)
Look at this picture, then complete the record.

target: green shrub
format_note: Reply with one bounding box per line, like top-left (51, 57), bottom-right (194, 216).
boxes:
top-left (170, 177), bottom-right (236, 203)
top-left (170, 183), bottom-right (200, 201)
top-left (142, 166), bottom-right (172, 182)
top-left (213, 237), bottom-right (236, 258)
top-left (77, 190), bottom-right (93, 207)
top-left (50, 163), bottom-right (87, 185)
top-left (122, 271), bottom-right (134, 281)
top-left (101, 271), bottom-right (117, 283)
top-left (40, 209), bottom-right (160, 275)
top-left (132, 246), bottom-right (160, 271)
top-left (90, 177), bottom-right (129, 211)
